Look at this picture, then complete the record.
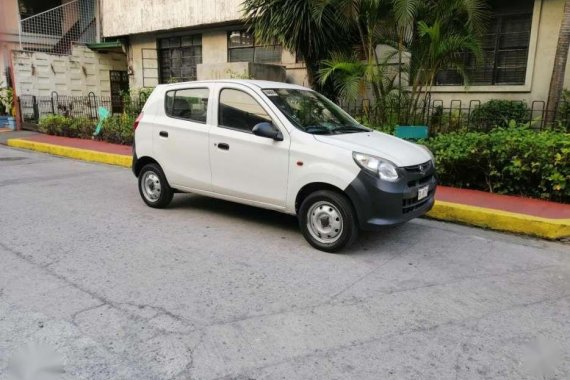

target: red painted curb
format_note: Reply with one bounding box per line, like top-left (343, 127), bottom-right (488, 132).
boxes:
top-left (436, 186), bottom-right (570, 220)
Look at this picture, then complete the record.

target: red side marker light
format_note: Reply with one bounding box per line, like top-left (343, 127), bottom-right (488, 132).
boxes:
top-left (133, 112), bottom-right (143, 130)
top-left (296, 161), bottom-right (303, 166)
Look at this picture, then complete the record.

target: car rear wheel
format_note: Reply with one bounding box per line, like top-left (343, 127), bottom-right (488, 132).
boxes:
top-left (138, 163), bottom-right (173, 208)
top-left (299, 190), bottom-right (358, 252)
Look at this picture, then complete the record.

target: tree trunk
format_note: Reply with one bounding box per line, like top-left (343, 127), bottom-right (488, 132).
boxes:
top-left (545, 0), bottom-right (570, 126)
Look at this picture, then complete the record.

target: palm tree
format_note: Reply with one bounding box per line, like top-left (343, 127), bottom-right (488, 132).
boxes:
top-left (241, 0), bottom-right (351, 88)
top-left (546, 0), bottom-right (570, 126)
top-left (319, 0), bottom-right (486, 124)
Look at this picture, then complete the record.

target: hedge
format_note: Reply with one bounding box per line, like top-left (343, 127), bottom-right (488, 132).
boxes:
top-left (423, 126), bottom-right (570, 203)
top-left (38, 114), bottom-right (134, 145)
top-left (36, 115), bottom-right (570, 203)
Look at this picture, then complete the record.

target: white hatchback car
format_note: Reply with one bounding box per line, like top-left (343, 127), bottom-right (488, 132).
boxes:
top-left (132, 80), bottom-right (436, 252)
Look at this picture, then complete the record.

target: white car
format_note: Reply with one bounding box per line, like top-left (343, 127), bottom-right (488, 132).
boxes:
top-left (132, 80), bottom-right (436, 252)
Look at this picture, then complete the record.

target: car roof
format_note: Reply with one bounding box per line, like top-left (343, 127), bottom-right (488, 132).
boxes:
top-left (158, 79), bottom-right (310, 91)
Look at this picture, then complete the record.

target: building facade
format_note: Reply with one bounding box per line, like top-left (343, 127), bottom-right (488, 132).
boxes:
top-left (101, 0), bottom-right (570, 108)
top-left (100, 0), bottom-right (308, 90)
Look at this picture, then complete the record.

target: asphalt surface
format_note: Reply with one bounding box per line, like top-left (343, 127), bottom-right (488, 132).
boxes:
top-left (1, 144), bottom-right (569, 380)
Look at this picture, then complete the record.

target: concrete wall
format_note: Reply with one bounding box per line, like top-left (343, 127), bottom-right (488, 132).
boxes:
top-left (13, 44), bottom-right (127, 97)
top-left (127, 34), bottom-right (158, 89)
top-left (197, 62), bottom-right (286, 82)
top-left (203, 30), bottom-right (227, 64)
top-left (101, 0), bottom-right (242, 37)
top-left (0, 0), bottom-right (21, 86)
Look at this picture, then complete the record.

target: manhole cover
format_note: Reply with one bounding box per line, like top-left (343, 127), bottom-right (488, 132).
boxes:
top-left (0, 157), bottom-right (27, 161)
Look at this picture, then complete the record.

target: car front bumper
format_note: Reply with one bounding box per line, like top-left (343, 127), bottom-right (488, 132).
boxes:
top-left (344, 161), bottom-right (437, 230)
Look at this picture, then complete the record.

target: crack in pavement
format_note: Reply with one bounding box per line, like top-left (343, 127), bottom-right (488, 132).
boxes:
top-left (209, 293), bottom-right (570, 380)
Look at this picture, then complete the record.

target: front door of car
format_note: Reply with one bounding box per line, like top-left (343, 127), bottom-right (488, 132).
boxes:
top-left (153, 86), bottom-right (212, 191)
top-left (209, 85), bottom-right (290, 208)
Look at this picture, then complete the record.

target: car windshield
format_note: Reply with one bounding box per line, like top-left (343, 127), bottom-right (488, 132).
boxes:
top-left (262, 88), bottom-right (369, 135)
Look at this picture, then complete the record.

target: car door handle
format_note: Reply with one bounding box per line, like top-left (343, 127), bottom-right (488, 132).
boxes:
top-left (159, 131), bottom-right (168, 138)
top-left (217, 143), bottom-right (230, 151)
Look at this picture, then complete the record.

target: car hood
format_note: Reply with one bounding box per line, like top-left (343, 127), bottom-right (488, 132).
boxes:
top-left (314, 131), bottom-right (431, 167)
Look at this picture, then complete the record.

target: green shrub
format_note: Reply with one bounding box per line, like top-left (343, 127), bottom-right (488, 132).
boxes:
top-left (38, 113), bottom-right (133, 145)
top-left (423, 126), bottom-right (570, 202)
top-left (470, 100), bottom-right (530, 131)
top-left (38, 114), bottom-right (95, 138)
top-left (38, 114), bottom-right (72, 135)
top-left (98, 114), bottom-right (134, 145)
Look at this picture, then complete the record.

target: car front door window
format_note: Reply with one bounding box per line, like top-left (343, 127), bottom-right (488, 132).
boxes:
top-left (218, 88), bottom-right (272, 132)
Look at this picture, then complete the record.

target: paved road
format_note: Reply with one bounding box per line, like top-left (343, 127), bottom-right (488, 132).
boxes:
top-left (1, 144), bottom-right (569, 380)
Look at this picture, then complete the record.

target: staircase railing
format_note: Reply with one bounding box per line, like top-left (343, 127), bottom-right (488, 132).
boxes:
top-left (19, 0), bottom-right (96, 55)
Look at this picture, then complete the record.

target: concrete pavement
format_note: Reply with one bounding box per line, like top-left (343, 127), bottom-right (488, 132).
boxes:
top-left (1, 144), bottom-right (569, 379)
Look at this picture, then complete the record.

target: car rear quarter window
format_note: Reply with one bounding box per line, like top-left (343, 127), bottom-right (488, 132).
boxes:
top-left (218, 88), bottom-right (272, 132)
top-left (165, 88), bottom-right (209, 123)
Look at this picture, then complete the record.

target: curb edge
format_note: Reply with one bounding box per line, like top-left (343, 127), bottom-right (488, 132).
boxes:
top-left (7, 138), bottom-right (132, 168)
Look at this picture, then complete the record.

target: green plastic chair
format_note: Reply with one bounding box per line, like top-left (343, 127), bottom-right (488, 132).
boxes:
top-left (93, 107), bottom-right (110, 136)
top-left (394, 125), bottom-right (429, 140)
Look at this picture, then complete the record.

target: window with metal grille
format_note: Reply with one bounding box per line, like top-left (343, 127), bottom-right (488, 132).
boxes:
top-left (228, 31), bottom-right (282, 64)
top-left (436, 0), bottom-right (534, 86)
top-left (158, 35), bottom-right (202, 83)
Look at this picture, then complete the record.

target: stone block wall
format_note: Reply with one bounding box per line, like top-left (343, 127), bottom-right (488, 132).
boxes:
top-left (12, 44), bottom-right (127, 97)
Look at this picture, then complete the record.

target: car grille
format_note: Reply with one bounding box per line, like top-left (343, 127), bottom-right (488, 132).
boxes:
top-left (402, 189), bottom-right (435, 214)
top-left (403, 160), bottom-right (433, 174)
top-left (402, 160), bottom-right (435, 214)
top-left (407, 175), bottom-right (432, 188)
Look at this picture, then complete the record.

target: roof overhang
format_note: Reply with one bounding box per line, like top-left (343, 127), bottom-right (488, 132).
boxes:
top-left (86, 41), bottom-right (124, 53)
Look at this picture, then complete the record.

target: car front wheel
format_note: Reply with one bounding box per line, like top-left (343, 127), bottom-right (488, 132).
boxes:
top-left (299, 190), bottom-right (358, 253)
top-left (138, 163), bottom-right (173, 208)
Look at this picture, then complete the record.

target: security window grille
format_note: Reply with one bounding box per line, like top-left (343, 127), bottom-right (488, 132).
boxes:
top-left (158, 35), bottom-right (202, 83)
top-left (436, 0), bottom-right (534, 86)
top-left (228, 31), bottom-right (282, 64)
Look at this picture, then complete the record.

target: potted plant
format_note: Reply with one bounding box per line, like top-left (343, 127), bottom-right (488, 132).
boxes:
top-left (0, 86), bottom-right (16, 130)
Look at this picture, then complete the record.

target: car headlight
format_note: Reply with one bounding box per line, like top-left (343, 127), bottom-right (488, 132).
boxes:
top-left (352, 152), bottom-right (399, 182)
top-left (418, 144), bottom-right (435, 162)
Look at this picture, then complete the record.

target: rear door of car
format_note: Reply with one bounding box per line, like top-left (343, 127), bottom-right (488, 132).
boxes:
top-left (153, 85), bottom-right (213, 190)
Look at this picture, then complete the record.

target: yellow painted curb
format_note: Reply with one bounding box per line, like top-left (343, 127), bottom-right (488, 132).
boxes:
top-left (7, 138), bottom-right (132, 168)
top-left (6, 138), bottom-right (570, 240)
top-left (428, 200), bottom-right (570, 240)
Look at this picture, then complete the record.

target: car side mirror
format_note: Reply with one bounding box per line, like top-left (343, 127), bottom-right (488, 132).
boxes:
top-left (252, 122), bottom-right (283, 141)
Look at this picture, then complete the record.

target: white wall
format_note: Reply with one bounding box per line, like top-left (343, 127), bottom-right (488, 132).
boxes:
top-left (13, 44), bottom-right (127, 97)
top-left (101, 0), bottom-right (242, 37)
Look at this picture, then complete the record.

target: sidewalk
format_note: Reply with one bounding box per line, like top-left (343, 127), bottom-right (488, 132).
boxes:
top-left (4, 133), bottom-right (570, 240)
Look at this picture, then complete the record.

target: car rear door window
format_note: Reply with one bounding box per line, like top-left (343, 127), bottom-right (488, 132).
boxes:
top-left (218, 88), bottom-right (272, 132)
top-left (165, 88), bottom-right (209, 123)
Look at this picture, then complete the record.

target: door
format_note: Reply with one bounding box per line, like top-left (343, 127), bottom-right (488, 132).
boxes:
top-left (153, 87), bottom-right (212, 191)
top-left (209, 86), bottom-right (290, 207)
top-left (109, 70), bottom-right (129, 113)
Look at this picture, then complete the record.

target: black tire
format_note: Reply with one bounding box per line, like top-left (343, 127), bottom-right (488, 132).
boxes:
top-left (298, 190), bottom-right (358, 253)
top-left (138, 163), bottom-right (174, 208)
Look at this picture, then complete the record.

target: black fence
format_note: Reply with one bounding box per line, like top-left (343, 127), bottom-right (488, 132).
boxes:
top-left (17, 91), bottom-right (570, 134)
top-left (340, 98), bottom-right (570, 133)
top-left (18, 91), bottom-right (147, 129)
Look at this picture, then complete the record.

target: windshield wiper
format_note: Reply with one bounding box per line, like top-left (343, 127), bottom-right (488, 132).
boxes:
top-left (304, 126), bottom-right (333, 135)
top-left (333, 125), bottom-right (368, 134)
